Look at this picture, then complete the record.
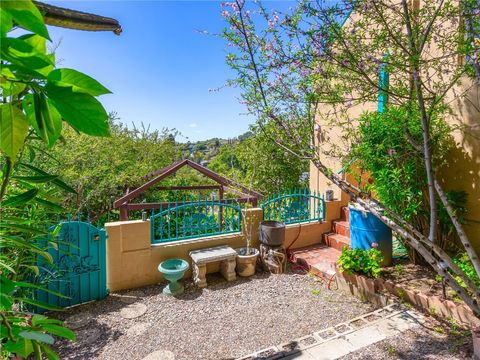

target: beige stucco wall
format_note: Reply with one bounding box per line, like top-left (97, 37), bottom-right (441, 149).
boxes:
top-left (439, 81), bottom-right (480, 249)
top-left (105, 204), bottom-right (340, 292)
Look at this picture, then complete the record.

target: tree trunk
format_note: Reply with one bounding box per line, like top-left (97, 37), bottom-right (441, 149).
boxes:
top-left (435, 179), bottom-right (480, 277)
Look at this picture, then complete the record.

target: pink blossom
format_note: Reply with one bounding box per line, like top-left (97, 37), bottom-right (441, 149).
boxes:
top-left (371, 242), bottom-right (379, 248)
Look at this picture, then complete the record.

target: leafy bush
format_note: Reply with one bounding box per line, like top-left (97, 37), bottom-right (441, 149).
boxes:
top-left (350, 106), bottom-right (467, 253)
top-left (453, 253), bottom-right (480, 290)
top-left (337, 247), bottom-right (384, 278)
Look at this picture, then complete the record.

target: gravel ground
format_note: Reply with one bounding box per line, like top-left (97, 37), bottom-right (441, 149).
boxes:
top-left (341, 313), bottom-right (473, 360)
top-left (53, 270), bottom-right (375, 360)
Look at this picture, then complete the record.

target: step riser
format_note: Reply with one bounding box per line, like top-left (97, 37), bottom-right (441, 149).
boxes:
top-left (332, 222), bottom-right (350, 237)
top-left (324, 234), bottom-right (350, 252)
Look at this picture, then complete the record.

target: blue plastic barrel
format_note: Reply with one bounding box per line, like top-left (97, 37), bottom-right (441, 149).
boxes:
top-left (349, 205), bottom-right (392, 266)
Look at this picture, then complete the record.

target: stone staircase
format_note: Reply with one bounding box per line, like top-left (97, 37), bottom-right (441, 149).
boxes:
top-left (289, 206), bottom-right (350, 277)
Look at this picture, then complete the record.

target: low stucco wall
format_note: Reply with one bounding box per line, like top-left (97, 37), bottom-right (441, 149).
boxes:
top-left (105, 204), bottom-right (338, 292)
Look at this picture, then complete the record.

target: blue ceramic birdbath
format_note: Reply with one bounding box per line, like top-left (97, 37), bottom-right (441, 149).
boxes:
top-left (158, 259), bottom-right (189, 296)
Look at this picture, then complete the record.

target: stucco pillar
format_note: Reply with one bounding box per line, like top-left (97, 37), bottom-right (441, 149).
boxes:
top-left (242, 208), bottom-right (263, 248)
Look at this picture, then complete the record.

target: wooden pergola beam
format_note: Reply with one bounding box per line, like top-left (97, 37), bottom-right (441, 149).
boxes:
top-left (113, 160), bottom-right (187, 208)
top-left (113, 159), bottom-right (263, 220)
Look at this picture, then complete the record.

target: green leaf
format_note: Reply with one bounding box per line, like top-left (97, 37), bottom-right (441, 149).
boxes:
top-left (14, 297), bottom-right (63, 311)
top-left (32, 315), bottom-right (63, 326)
top-left (0, 102), bottom-right (29, 158)
top-left (23, 93), bottom-right (62, 147)
top-left (0, 224), bottom-right (48, 236)
top-left (3, 337), bottom-right (34, 358)
top-left (0, 292), bottom-right (14, 310)
top-left (41, 324), bottom-right (76, 341)
top-left (19, 264), bottom-right (40, 276)
top-left (48, 68), bottom-right (111, 96)
top-left (36, 198), bottom-right (62, 211)
top-left (45, 83), bottom-right (110, 136)
top-left (18, 163), bottom-right (77, 194)
top-left (12, 174), bottom-right (58, 183)
top-left (0, 8), bottom-right (13, 36)
top-left (2, 0), bottom-right (50, 39)
top-left (41, 344), bottom-right (60, 360)
top-left (19, 33), bottom-right (46, 54)
top-left (0, 274), bottom-right (15, 293)
top-left (15, 281), bottom-right (68, 298)
top-left (19, 331), bottom-right (55, 345)
top-left (2, 188), bottom-right (39, 207)
top-left (1, 37), bottom-right (53, 74)
top-left (0, 81), bottom-right (26, 97)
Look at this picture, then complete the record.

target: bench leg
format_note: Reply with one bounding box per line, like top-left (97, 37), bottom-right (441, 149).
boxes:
top-left (193, 263), bottom-right (207, 288)
top-left (220, 258), bottom-right (236, 282)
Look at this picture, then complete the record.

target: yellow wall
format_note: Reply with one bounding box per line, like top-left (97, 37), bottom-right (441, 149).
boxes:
top-left (105, 204), bottom-right (339, 291)
top-left (439, 81), bottom-right (480, 249)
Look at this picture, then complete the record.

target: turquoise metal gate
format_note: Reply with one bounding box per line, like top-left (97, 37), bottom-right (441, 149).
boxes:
top-left (37, 221), bottom-right (107, 309)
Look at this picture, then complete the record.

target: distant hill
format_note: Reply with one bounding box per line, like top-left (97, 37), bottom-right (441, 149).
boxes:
top-left (177, 131), bottom-right (253, 165)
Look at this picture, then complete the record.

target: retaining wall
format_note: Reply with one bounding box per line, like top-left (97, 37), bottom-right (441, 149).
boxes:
top-left (105, 201), bottom-right (340, 291)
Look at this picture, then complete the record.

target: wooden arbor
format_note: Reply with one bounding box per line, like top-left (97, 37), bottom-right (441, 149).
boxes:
top-left (113, 159), bottom-right (263, 221)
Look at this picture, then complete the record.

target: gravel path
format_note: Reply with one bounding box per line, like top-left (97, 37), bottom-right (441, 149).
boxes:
top-left (53, 270), bottom-right (375, 360)
top-left (340, 313), bottom-right (473, 360)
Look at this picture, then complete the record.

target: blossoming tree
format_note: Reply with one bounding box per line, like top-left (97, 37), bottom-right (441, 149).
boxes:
top-left (220, 0), bottom-right (480, 315)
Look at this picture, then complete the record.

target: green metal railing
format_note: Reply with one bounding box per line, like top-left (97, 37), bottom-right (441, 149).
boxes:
top-left (261, 189), bottom-right (325, 225)
top-left (150, 199), bottom-right (242, 243)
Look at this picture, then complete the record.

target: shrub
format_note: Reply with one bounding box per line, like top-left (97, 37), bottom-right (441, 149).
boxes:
top-left (350, 106), bottom-right (467, 254)
top-left (337, 247), bottom-right (384, 278)
top-left (453, 252), bottom-right (480, 289)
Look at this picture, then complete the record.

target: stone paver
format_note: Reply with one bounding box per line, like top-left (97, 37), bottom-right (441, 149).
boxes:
top-left (120, 303), bottom-right (147, 319)
top-left (238, 304), bottom-right (423, 360)
top-left (126, 322), bottom-right (150, 336)
top-left (142, 350), bottom-right (175, 360)
top-left (64, 312), bottom-right (93, 329)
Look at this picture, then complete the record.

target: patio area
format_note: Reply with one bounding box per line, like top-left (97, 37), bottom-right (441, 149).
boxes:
top-left (52, 269), bottom-right (375, 360)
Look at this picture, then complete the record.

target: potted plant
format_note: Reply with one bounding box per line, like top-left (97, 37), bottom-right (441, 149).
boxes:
top-left (235, 206), bottom-right (259, 277)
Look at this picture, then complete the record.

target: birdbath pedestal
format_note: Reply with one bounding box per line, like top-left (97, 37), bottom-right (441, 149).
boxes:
top-left (158, 259), bottom-right (189, 296)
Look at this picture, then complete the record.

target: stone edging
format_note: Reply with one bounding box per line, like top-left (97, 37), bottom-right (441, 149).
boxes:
top-left (336, 271), bottom-right (480, 328)
top-left (236, 304), bottom-right (419, 360)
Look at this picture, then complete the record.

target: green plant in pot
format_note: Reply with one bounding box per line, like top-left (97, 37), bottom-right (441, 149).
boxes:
top-left (235, 207), bottom-right (259, 277)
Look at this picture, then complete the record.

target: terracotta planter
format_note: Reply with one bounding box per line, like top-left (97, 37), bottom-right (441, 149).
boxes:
top-left (235, 247), bottom-right (259, 277)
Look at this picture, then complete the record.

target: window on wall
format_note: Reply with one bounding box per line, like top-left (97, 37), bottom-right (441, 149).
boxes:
top-left (377, 54), bottom-right (389, 113)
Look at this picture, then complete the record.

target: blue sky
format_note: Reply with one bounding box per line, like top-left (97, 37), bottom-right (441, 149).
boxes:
top-left (47, 1), bottom-right (293, 142)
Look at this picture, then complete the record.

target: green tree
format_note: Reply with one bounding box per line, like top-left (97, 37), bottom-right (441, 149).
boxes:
top-left (34, 117), bottom-right (178, 221)
top-left (237, 124), bottom-right (308, 194)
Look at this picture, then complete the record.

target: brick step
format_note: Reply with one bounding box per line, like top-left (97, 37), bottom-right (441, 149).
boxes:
top-left (332, 220), bottom-right (350, 237)
top-left (341, 206), bottom-right (350, 222)
top-left (289, 244), bottom-right (341, 277)
top-left (323, 233), bottom-right (350, 252)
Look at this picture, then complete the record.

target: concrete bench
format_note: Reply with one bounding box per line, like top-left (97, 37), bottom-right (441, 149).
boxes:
top-left (189, 245), bottom-right (237, 288)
